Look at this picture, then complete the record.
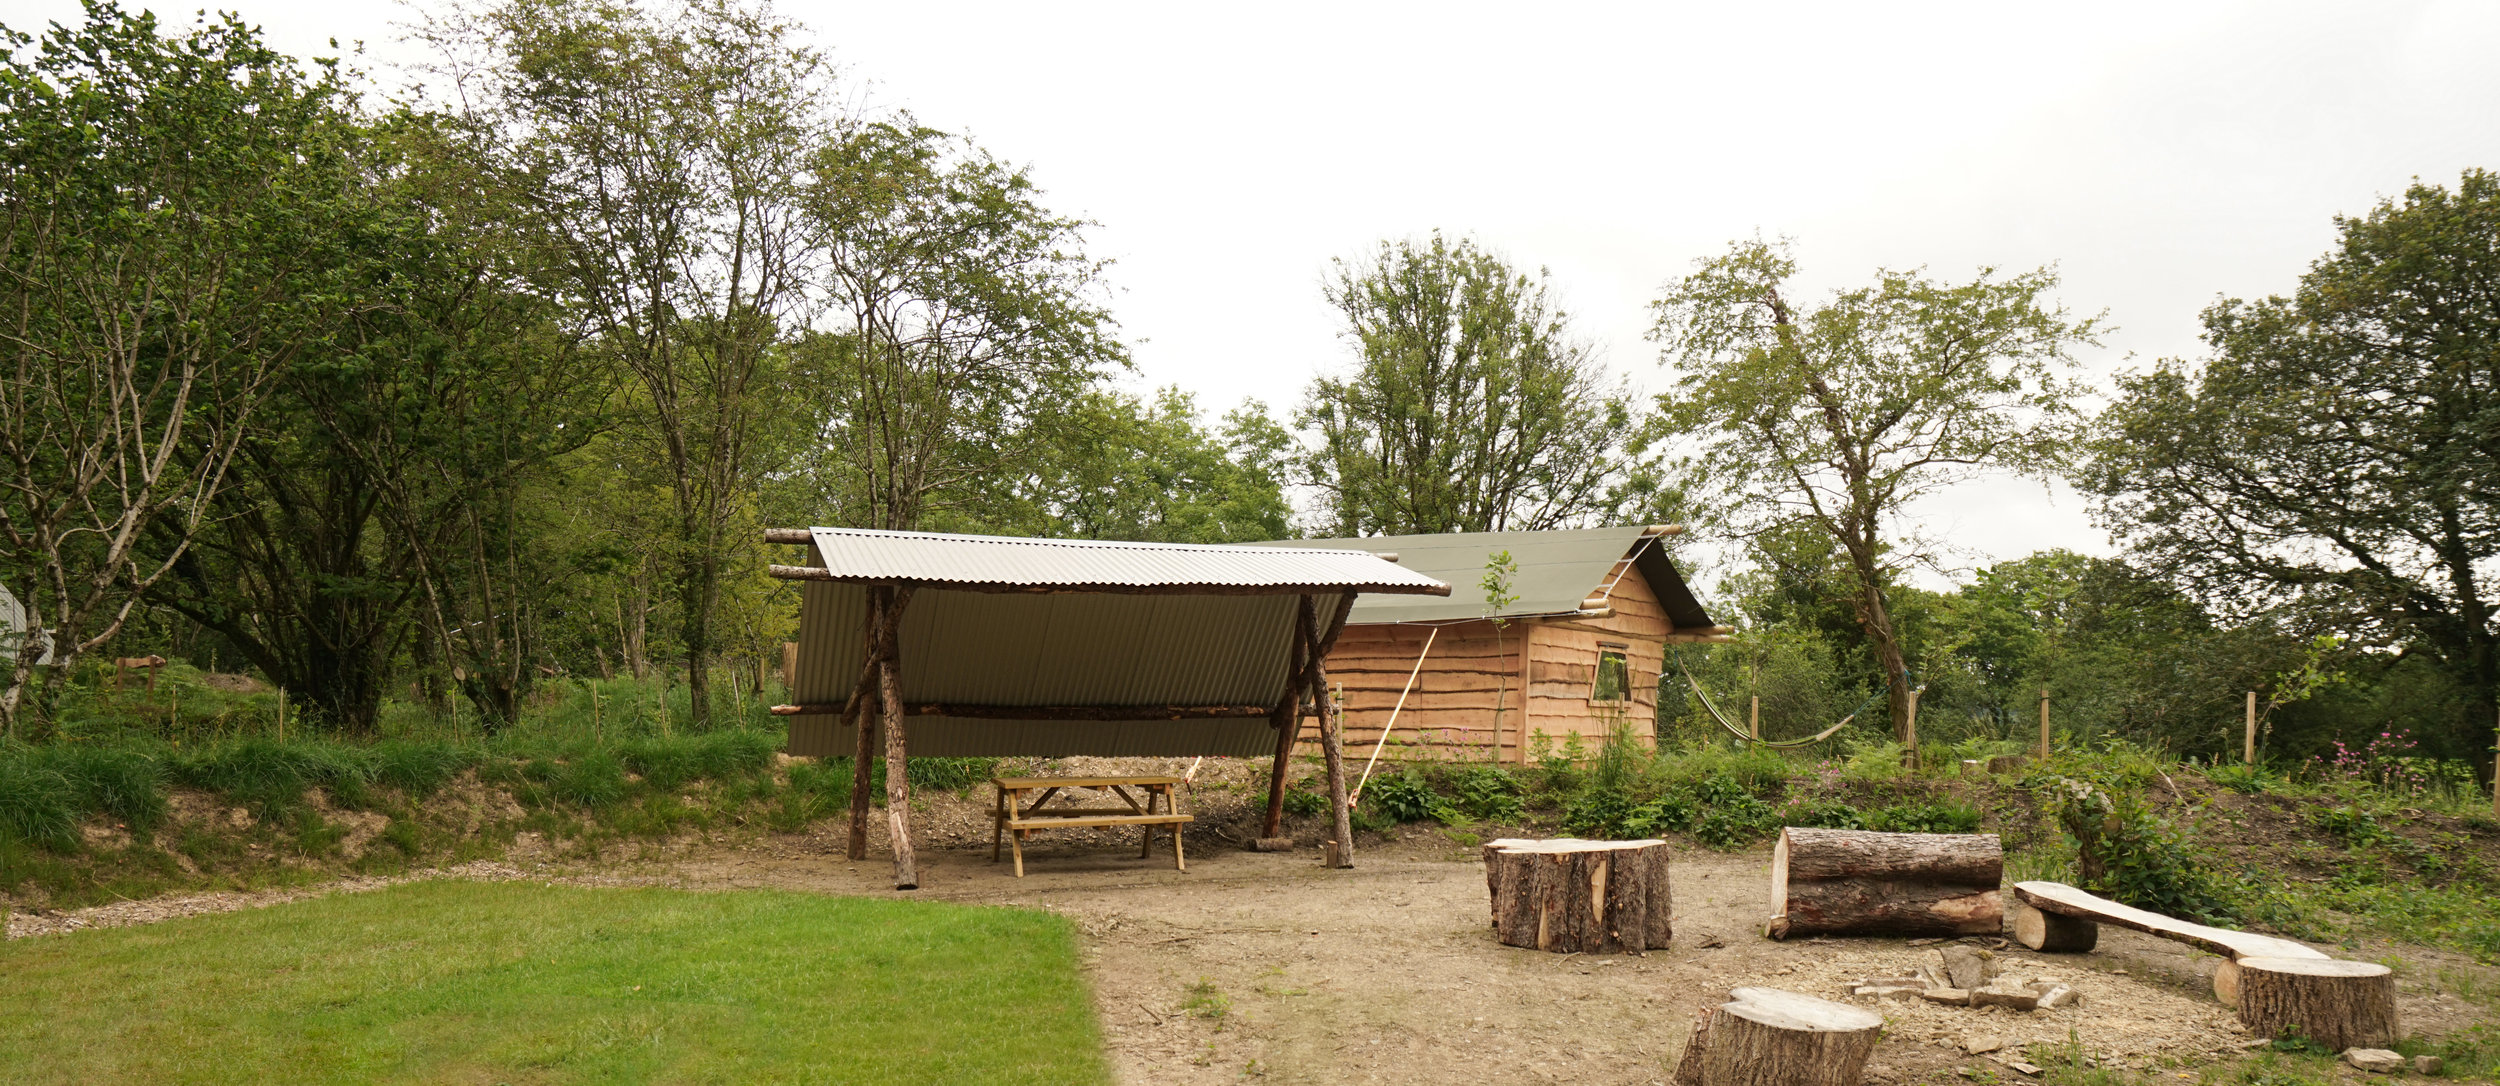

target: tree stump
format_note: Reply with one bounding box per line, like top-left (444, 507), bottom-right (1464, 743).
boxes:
top-left (1672, 987), bottom-right (1885, 1086)
top-left (2233, 957), bottom-right (2400, 1050)
top-left (1483, 838), bottom-right (1673, 953)
top-left (1768, 828), bottom-right (2003, 939)
top-left (2009, 894), bottom-right (2098, 952)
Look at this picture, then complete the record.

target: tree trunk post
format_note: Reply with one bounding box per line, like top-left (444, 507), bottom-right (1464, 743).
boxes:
top-left (1748, 695), bottom-right (1760, 741)
top-left (878, 585), bottom-right (918, 890)
top-left (2038, 687), bottom-right (2050, 761)
top-left (2245, 690), bottom-right (2258, 764)
top-left (1903, 686), bottom-right (1921, 771)
top-left (1262, 685), bottom-right (1297, 839)
top-left (846, 684), bottom-right (876, 861)
top-left (1306, 596), bottom-right (1354, 868)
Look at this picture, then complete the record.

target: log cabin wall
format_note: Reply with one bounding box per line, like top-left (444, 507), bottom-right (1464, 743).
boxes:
top-left (1525, 556), bottom-right (1669, 751)
top-left (1299, 559), bottom-right (1674, 763)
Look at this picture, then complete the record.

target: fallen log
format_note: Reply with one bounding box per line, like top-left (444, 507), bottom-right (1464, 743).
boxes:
top-left (1768, 828), bottom-right (2002, 939)
top-left (2234, 957), bottom-right (2399, 1050)
top-left (1483, 838), bottom-right (1673, 953)
top-left (1672, 987), bottom-right (1885, 1086)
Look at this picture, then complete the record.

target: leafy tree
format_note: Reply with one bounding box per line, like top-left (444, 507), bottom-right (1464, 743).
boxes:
top-left (1300, 233), bottom-right (1655, 535)
top-left (425, 0), bottom-right (829, 728)
top-left (784, 119), bottom-right (1124, 534)
top-left (2081, 170), bottom-right (2500, 770)
top-left (0, 5), bottom-right (379, 737)
top-left (991, 389), bottom-right (1292, 543)
top-left (1649, 238), bottom-right (2101, 742)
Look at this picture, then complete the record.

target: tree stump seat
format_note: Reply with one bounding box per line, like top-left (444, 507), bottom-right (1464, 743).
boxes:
top-left (1482, 838), bottom-right (1673, 954)
top-left (1672, 987), bottom-right (1885, 1086)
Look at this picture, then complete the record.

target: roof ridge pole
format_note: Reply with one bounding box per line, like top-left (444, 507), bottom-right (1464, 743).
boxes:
top-left (878, 585), bottom-right (921, 890)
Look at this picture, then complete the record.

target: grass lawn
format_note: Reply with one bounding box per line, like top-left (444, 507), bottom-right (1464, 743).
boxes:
top-left (0, 881), bottom-right (1108, 1085)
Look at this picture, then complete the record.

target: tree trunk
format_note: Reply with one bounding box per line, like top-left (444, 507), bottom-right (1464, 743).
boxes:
top-left (847, 633), bottom-right (878, 862)
top-left (1769, 828), bottom-right (2002, 939)
top-left (877, 585), bottom-right (918, 890)
top-left (1831, 536), bottom-right (1915, 743)
top-left (2234, 957), bottom-right (2399, 1050)
top-left (1673, 987), bottom-right (1884, 1086)
top-left (1484, 838), bottom-right (1674, 953)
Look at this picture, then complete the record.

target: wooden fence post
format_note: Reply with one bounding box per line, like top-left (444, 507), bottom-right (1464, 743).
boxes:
top-left (1748, 695), bottom-right (1760, 741)
top-left (1904, 687), bottom-right (1921, 772)
top-left (2245, 690), bottom-right (2258, 764)
top-left (2037, 688), bottom-right (2051, 761)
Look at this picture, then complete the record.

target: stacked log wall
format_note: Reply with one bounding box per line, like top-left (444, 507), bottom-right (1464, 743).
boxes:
top-left (1524, 557), bottom-right (1668, 749)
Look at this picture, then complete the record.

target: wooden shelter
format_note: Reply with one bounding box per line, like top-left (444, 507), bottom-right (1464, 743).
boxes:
top-left (1249, 525), bottom-right (1727, 762)
top-left (764, 526), bottom-right (1449, 888)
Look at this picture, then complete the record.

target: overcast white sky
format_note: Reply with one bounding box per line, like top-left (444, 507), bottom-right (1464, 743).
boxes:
top-left (17, 0), bottom-right (2500, 585)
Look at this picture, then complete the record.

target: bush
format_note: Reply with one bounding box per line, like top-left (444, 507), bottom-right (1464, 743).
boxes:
top-left (2057, 778), bottom-right (2244, 924)
top-left (1777, 797), bottom-right (1864, 830)
top-left (1362, 770), bottom-right (1451, 824)
top-left (1862, 799), bottom-right (1982, 834)
top-left (1450, 766), bottom-right (1524, 822)
top-left (1281, 787), bottom-right (1327, 817)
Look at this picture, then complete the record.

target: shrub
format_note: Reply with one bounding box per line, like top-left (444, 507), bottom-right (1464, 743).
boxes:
top-left (1450, 766), bottom-right (1524, 822)
top-left (1281, 787), bottom-right (1327, 817)
top-left (1863, 799), bottom-right (1982, 834)
top-left (2057, 779), bottom-right (2243, 924)
top-left (1362, 770), bottom-right (1450, 824)
top-left (1777, 797), bottom-right (1864, 830)
top-left (2204, 761), bottom-right (2276, 795)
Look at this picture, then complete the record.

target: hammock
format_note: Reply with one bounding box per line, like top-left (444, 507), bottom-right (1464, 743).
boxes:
top-left (1669, 645), bottom-right (1891, 750)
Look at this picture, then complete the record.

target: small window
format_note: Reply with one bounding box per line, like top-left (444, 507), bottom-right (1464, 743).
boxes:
top-left (1592, 650), bottom-right (1629, 704)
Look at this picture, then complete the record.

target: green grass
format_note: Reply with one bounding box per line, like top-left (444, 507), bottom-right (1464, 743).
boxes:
top-left (0, 881), bottom-right (1108, 1085)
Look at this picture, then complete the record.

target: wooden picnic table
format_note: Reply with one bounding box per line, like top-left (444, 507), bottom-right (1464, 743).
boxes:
top-left (992, 775), bottom-right (1191, 877)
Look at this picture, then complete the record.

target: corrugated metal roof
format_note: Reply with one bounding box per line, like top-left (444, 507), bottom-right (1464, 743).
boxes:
top-left (1242, 526), bottom-right (1716, 630)
top-left (803, 526), bottom-right (1451, 594)
top-left (784, 582), bottom-right (1316, 758)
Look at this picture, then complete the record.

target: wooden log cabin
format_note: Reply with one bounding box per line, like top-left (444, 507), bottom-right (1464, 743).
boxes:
top-left (1248, 526), bottom-right (1727, 762)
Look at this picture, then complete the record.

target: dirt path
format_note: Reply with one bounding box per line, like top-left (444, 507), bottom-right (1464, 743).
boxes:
top-left (12, 818), bottom-right (2493, 1084)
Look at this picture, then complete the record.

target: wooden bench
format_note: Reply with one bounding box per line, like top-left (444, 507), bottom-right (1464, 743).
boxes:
top-left (992, 776), bottom-right (1191, 877)
top-left (2011, 880), bottom-right (2328, 1002)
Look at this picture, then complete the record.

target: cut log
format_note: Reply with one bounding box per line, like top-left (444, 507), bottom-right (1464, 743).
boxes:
top-left (1672, 987), bottom-right (1885, 1086)
top-left (2011, 881), bottom-right (2324, 962)
top-left (2234, 957), bottom-right (2400, 1051)
top-left (2009, 894), bottom-right (2099, 953)
top-left (1484, 838), bottom-right (1674, 953)
top-left (1769, 828), bottom-right (2002, 939)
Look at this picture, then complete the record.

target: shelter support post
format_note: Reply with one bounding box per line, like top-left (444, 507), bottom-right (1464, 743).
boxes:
top-left (875, 585), bottom-right (919, 890)
top-left (844, 656), bottom-right (878, 861)
top-left (1304, 595), bottom-right (1355, 869)
top-left (1261, 683), bottom-right (1297, 838)
top-left (2038, 687), bottom-right (2051, 761)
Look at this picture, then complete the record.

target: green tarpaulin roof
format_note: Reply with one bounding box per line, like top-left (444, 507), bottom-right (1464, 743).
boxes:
top-left (1242, 526), bottom-right (1714, 629)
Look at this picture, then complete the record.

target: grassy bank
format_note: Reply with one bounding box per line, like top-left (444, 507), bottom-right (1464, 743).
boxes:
top-left (0, 881), bottom-right (1106, 1084)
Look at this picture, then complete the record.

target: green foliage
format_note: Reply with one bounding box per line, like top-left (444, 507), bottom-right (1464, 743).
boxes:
top-left (2055, 779), bottom-right (2247, 924)
top-left (2205, 761), bottom-right (2277, 794)
top-left (1281, 787), bottom-right (1328, 817)
top-left (0, 751), bottom-right (79, 852)
top-left (169, 739), bottom-right (374, 817)
top-left (1861, 799), bottom-right (1982, 834)
top-left (1362, 770), bottom-right (1452, 825)
top-left (1449, 766), bottom-right (1525, 822)
top-left (44, 746), bottom-right (168, 831)
top-left (2082, 169), bottom-right (2500, 767)
top-left (546, 751), bottom-right (630, 809)
top-left (1298, 232), bottom-right (1658, 536)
